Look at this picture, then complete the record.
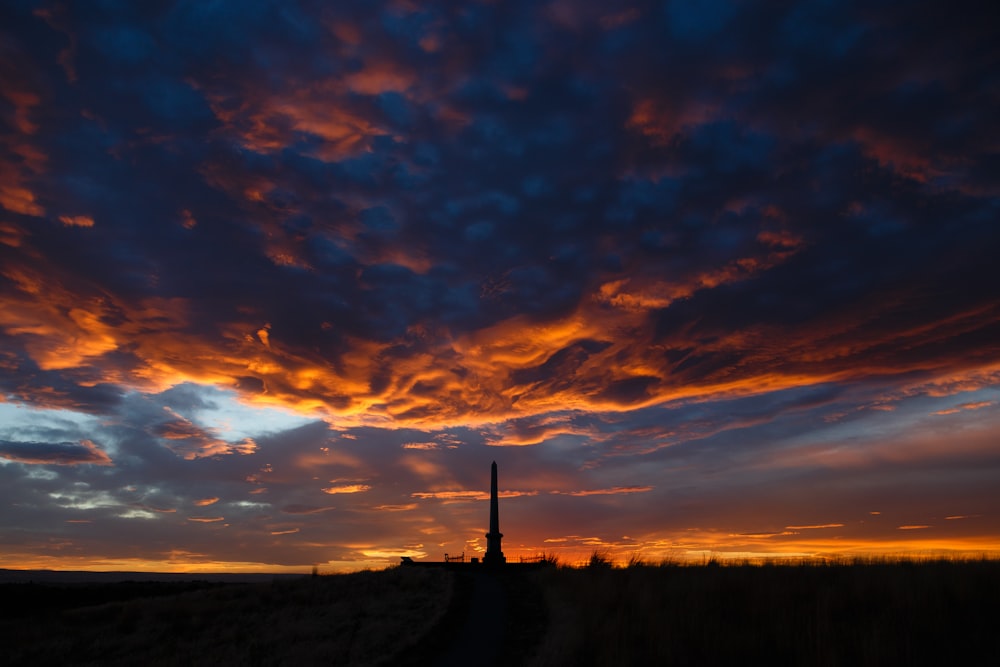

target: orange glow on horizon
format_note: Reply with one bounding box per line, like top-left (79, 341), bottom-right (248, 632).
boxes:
top-left (4, 533), bottom-right (998, 575)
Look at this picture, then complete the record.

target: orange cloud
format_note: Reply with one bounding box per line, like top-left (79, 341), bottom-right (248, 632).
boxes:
top-left (66, 292), bottom-right (1000, 433)
top-left (193, 497), bottom-right (220, 507)
top-left (0, 264), bottom-right (194, 378)
top-left (344, 61), bottom-right (415, 95)
top-left (1, 175), bottom-right (996, 439)
top-left (179, 209), bottom-right (197, 229)
top-left (934, 400), bottom-right (993, 415)
top-left (58, 215), bottom-right (94, 228)
top-left (594, 236), bottom-right (802, 311)
top-left (0, 79), bottom-right (47, 217)
top-left (418, 33), bottom-right (441, 53)
top-left (281, 504), bottom-right (337, 515)
top-left (373, 503), bottom-right (418, 512)
top-left (851, 126), bottom-right (940, 183)
top-left (553, 486), bottom-right (653, 497)
top-left (321, 483), bottom-right (371, 495)
top-left (201, 78), bottom-right (389, 163)
top-left (2, 88), bottom-right (42, 134)
top-left (626, 97), bottom-right (721, 146)
top-left (329, 21), bottom-right (362, 46)
top-left (153, 409), bottom-right (258, 460)
top-left (3, 260), bottom-right (995, 434)
top-left (0, 183), bottom-right (44, 216)
top-left (412, 490), bottom-right (486, 501)
top-left (411, 490), bottom-right (538, 501)
top-left (402, 442), bottom-right (438, 450)
top-left (0, 221), bottom-right (26, 247)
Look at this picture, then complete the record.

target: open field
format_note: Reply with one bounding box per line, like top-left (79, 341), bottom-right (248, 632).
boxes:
top-left (1, 567), bottom-right (452, 666)
top-left (2, 559), bottom-right (998, 666)
top-left (529, 557), bottom-right (1000, 666)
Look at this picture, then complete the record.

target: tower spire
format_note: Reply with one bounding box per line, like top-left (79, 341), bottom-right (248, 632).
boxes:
top-left (484, 460), bottom-right (505, 565)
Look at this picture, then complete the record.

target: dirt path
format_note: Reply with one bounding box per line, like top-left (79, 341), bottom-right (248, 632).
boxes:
top-left (435, 570), bottom-right (508, 666)
top-left (397, 567), bottom-right (547, 666)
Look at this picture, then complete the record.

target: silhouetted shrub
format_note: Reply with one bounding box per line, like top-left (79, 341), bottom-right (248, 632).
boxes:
top-left (586, 550), bottom-right (613, 569)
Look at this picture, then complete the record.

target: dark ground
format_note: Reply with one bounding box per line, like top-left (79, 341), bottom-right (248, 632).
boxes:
top-left (3, 560), bottom-right (997, 666)
top-left (528, 559), bottom-right (1000, 666)
top-left (396, 565), bottom-right (548, 666)
top-left (0, 567), bottom-right (454, 666)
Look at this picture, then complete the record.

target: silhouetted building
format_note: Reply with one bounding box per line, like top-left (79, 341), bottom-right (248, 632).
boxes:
top-left (483, 461), bottom-right (506, 565)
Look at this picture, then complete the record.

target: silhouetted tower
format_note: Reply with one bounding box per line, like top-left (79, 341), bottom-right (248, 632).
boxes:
top-left (484, 461), bottom-right (506, 565)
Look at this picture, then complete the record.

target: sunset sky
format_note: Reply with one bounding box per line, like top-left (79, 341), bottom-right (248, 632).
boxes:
top-left (2, 1), bottom-right (998, 572)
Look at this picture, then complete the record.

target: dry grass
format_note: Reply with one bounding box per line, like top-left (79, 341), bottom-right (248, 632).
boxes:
top-left (527, 557), bottom-right (1000, 666)
top-left (2, 567), bottom-right (453, 667)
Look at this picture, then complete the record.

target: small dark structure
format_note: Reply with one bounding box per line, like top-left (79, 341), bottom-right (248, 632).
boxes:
top-left (483, 461), bottom-right (506, 566)
top-left (402, 461), bottom-right (541, 569)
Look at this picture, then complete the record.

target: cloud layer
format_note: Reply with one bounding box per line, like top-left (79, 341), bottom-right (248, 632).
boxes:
top-left (1, 0), bottom-right (998, 570)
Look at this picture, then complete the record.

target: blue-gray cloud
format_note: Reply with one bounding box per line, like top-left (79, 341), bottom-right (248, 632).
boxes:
top-left (0, 439), bottom-right (112, 466)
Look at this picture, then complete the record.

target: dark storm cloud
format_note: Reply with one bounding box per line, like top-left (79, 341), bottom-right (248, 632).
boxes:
top-left (6, 1), bottom-right (997, 396)
top-left (0, 357), bottom-right (124, 414)
top-left (0, 438), bottom-right (111, 465)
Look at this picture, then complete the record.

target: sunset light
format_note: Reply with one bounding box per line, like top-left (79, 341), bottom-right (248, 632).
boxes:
top-left (1, 1), bottom-right (998, 574)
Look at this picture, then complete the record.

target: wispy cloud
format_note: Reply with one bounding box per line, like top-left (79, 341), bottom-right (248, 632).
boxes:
top-left (934, 401), bottom-right (994, 415)
top-left (281, 505), bottom-right (337, 515)
top-left (401, 442), bottom-right (438, 450)
top-left (553, 486), bottom-right (653, 497)
top-left (322, 484), bottom-right (371, 495)
top-left (412, 490), bottom-right (538, 501)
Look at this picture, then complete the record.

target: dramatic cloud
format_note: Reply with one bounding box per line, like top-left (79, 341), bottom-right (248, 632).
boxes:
top-left (0, 0), bottom-right (997, 571)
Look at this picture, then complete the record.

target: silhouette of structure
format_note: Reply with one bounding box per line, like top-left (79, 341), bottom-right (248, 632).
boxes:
top-left (403, 461), bottom-right (544, 569)
top-left (483, 461), bottom-right (506, 566)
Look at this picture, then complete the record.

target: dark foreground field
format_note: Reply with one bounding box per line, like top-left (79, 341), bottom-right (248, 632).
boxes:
top-left (2, 559), bottom-right (998, 666)
top-left (0, 567), bottom-right (454, 666)
top-left (530, 559), bottom-right (1000, 666)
